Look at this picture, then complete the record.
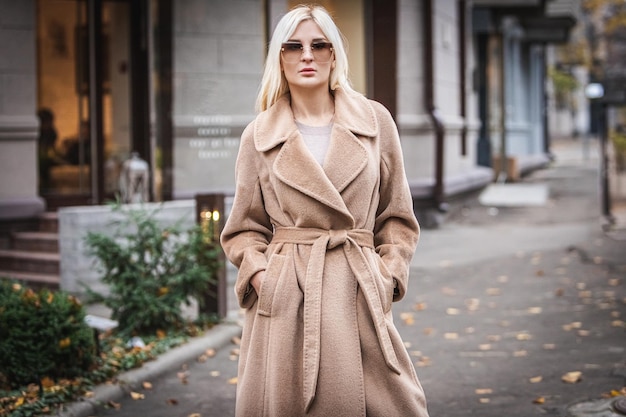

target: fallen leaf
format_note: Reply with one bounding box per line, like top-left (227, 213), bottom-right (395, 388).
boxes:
top-left (108, 400), bottom-right (122, 409)
top-left (232, 336), bottom-right (241, 345)
top-left (142, 381), bottom-right (153, 390)
top-left (486, 288), bottom-right (501, 296)
top-left (441, 287), bottom-right (457, 296)
top-left (130, 391), bottom-right (144, 400)
top-left (543, 344), bottom-right (556, 350)
top-left (83, 391), bottom-right (95, 398)
top-left (167, 398), bottom-right (179, 405)
top-left (478, 344), bottom-right (492, 351)
top-left (414, 302), bottom-right (427, 311)
top-left (529, 376), bottom-right (543, 383)
top-left (577, 330), bottom-right (590, 337)
top-left (446, 308), bottom-right (460, 315)
top-left (561, 371), bottom-right (582, 384)
top-left (404, 341), bottom-right (413, 348)
top-left (400, 312), bottom-right (415, 325)
top-left (210, 370), bottom-right (220, 377)
top-left (475, 388), bottom-right (493, 395)
top-left (205, 348), bottom-right (216, 357)
top-left (516, 332), bottom-right (532, 341)
top-left (535, 269), bottom-right (545, 276)
top-left (608, 278), bottom-right (620, 287)
top-left (578, 290), bottom-right (592, 299)
top-left (528, 307), bottom-right (542, 314)
top-left (177, 371), bottom-right (189, 384)
top-left (487, 335), bottom-right (501, 342)
top-left (576, 282), bottom-right (586, 290)
top-left (444, 332), bottom-right (459, 340)
top-left (188, 414), bottom-right (201, 417)
top-left (415, 356), bottom-right (432, 367)
top-left (465, 298), bottom-right (480, 311)
top-left (228, 377), bottom-right (238, 385)
top-left (533, 396), bottom-right (546, 404)
top-left (497, 275), bottom-right (509, 283)
top-left (423, 327), bottom-right (434, 335)
top-left (513, 350), bottom-right (528, 357)
top-left (612, 320), bottom-right (625, 328)
top-left (479, 398), bottom-right (491, 403)
top-left (555, 288), bottom-right (565, 297)
top-left (465, 327), bottom-right (476, 334)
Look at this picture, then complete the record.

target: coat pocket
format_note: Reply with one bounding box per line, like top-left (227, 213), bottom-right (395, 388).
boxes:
top-left (368, 251), bottom-right (394, 314)
top-left (256, 254), bottom-right (286, 317)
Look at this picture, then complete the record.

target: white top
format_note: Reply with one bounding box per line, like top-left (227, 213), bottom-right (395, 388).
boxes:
top-left (296, 120), bottom-right (333, 166)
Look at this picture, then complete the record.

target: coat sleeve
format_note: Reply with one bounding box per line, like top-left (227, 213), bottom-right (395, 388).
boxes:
top-left (220, 120), bottom-right (273, 308)
top-left (371, 101), bottom-right (420, 302)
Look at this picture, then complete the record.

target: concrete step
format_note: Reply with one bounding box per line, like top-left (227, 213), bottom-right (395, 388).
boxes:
top-left (0, 249), bottom-right (60, 275)
top-left (38, 212), bottom-right (59, 233)
top-left (0, 270), bottom-right (59, 290)
top-left (12, 231), bottom-right (59, 252)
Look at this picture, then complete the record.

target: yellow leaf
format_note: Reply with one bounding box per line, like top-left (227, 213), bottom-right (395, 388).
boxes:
top-left (533, 396), bottom-right (546, 404)
top-left (446, 308), bottom-right (461, 315)
top-left (41, 376), bottom-right (55, 388)
top-left (479, 398), bottom-right (490, 403)
top-left (142, 381), bottom-right (153, 390)
top-left (130, 391), bottom-right (144, 400)
top-left (414, 302), bottom-right (427, 311)
top-left (15, 397), bottom-right (24, 407)
top-left (516, 332), bottom-right (532, 341)
top-left (529, 376), bottom-right (543, 383)
top-left (444, 332), bottom-right (458, 340)
top-left (156, 329), bottom-right (166, 339)
top-left (59, 337), bottom-right (71, 348)
top-left (205, 348), bottom-right (216, 357)
top-left (475, 388), bottom-right (493, 395)
top-left (231, 336), bottom-right (242, 345)
top-left (528, 307), bottom-right (542, 314)
top-left (562, 371), bottom-right (582, 384)
top-left (210, 370), bottom-right (220, 377)
top-left (227, 377), bottom-right (238, 385)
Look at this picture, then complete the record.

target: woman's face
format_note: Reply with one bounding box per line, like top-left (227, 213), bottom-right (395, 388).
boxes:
top-left (281, 19), bottom-right (334, 93)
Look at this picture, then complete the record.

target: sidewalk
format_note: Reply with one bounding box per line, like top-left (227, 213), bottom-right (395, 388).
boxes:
top-left (58, 138), bottom-right (625, 417)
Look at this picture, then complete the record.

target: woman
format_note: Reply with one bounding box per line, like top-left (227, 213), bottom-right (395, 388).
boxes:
top-left (220, 4), bottom-right (429, 416)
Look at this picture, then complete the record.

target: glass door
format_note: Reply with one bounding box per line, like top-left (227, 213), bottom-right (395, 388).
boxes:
top-left (37, 0), bottom-right (136, 207)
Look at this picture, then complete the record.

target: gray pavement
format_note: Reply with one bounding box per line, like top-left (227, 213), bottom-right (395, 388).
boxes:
top-left (59, 138), bottom-right (626, 417)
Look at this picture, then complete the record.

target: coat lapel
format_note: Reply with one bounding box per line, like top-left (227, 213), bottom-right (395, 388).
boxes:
top-left (254, 89), bottom-right (379, 215)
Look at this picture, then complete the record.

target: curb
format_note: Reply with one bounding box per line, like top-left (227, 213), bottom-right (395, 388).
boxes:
top-left (55, 321), bottom-right (243, 417)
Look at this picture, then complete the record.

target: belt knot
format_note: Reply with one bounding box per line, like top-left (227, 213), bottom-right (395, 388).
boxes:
top-left (327, 229), bottom-right (348, 249)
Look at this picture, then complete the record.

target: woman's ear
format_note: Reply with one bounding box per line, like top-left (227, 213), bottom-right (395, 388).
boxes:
top-left (331, 60), bottom-right (336, 69)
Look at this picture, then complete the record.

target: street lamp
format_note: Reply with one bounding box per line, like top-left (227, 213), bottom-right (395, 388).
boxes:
top-left (584, 83), bottom-right (614, 226)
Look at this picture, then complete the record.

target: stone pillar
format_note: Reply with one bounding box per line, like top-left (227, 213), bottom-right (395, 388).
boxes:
top-left (0, 0), bottom-right (45, 223)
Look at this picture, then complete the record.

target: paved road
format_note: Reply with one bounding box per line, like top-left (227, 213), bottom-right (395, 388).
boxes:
top-left (92, 139), bottom-right (626, 417)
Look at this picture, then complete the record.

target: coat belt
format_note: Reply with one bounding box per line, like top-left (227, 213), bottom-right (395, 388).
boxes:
top-left (272, 227), bottom-right (401, 412)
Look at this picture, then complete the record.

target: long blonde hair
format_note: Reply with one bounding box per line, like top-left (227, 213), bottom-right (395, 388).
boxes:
top-left (255, 4), bottom-right (357, 112)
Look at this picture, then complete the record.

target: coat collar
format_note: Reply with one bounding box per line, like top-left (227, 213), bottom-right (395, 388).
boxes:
top-left (253, 88), bottom-right (380, 221)
top-left (254, 88), bottom-right (379, 152)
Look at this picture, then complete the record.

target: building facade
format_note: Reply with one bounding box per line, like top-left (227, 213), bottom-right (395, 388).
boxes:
top-left (0, 0), bottom-right (579, 234)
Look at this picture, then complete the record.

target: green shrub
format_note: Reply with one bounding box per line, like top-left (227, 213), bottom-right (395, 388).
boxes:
top-left (0, 281), bottom-right (95, 389)
top-left (83, 203), bottom-right (221, 338)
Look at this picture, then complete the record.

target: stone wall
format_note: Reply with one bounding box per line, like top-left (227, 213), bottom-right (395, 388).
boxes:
top-left (58, 200), bottom-right (197, 297)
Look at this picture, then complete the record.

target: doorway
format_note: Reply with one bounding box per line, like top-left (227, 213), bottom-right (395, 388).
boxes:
top-left (36, 0), bottom-right (151, 208)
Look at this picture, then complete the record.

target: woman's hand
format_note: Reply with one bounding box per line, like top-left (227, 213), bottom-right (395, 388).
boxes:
top-left (250, 270), bottom-right (266, 294)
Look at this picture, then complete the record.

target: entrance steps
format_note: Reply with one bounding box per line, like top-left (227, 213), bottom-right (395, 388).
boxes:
top-left (0, 212), bottom-right (60, 289)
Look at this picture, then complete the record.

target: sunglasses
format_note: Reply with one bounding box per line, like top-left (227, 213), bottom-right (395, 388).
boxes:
top-left (281, 42), bottom-right (334, 63)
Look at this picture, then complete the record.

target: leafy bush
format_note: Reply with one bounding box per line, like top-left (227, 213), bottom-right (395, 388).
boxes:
top-left (83, 203), bottom-right (221, 337)
top-left (0, 281), bottom-right (95, 389)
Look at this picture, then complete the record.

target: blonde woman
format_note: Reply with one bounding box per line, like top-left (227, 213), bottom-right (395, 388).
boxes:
top-left (221, 4), bottom-right (429, 416)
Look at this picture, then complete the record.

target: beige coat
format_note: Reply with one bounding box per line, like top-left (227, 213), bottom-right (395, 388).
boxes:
top-left (220, 88), bottom-right (428, 417)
